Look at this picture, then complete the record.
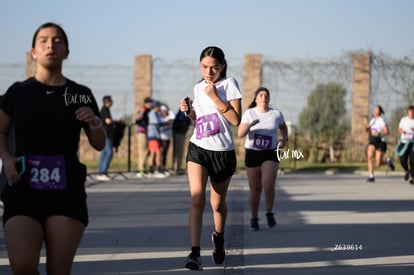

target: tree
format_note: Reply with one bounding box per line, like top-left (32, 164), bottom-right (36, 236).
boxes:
top-left (299, 82), bottom-right (349, 162)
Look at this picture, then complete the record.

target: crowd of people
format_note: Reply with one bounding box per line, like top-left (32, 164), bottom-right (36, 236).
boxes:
top-left (133, 97), bottom-right (191, 179)
top-left (90, 93), bottom-right (192, 181)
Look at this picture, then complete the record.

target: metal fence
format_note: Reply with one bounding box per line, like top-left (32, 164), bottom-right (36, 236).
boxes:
top-left (2, 52), bottom-right (413, 165)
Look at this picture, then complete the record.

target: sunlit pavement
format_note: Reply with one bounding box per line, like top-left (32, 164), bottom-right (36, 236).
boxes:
top-left (1, 171), bottom-right (413, 274)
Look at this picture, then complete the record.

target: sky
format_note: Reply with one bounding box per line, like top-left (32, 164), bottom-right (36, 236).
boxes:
top-left (1, 0), bottom-right (414, 121)
top-left (1, 0), bottom-right (413, 65)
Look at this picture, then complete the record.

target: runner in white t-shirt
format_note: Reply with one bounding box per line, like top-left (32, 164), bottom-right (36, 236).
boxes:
top-left (397, 105), bottom-right (414, 183)
top-left (238, 87), bottom-right (288, 231)
top-left (180, 46), bottom-right (242, 271)
top-left (364, 105), bottom-right (395, 182)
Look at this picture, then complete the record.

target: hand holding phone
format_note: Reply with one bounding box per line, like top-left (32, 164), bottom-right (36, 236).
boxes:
top-left (184, 97), bottom-right (191, 116)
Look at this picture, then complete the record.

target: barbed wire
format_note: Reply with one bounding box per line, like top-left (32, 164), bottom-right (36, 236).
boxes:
top-left (1, 52), bottom-right (413, 126)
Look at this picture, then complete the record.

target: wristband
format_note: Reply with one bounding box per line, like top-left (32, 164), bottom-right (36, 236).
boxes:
top-left (89, 116), bottom-right (103, 129)
top-left (218, 105), bottom-right (230, 114)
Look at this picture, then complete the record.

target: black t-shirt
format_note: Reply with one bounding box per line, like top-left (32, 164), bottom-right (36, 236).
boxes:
top-left (0, 77), bottom-right (100, 194)
top-left (172, 110), bottom-right (191, 134)
top-left (101, 106), bottom-right (114, 140)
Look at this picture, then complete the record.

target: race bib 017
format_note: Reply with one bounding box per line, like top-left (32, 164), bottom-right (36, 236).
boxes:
top-left (253, 134), bottom-right (273, 149)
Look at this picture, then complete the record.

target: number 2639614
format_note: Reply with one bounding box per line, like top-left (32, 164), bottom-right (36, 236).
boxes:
top-left (333, 244), bottom-right (363, 251)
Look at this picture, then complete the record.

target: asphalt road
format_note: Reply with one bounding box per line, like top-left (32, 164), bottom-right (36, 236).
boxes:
top-left (1, 171), bottom-right (414, 274)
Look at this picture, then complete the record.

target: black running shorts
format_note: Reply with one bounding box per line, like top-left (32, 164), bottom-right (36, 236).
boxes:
top-left (245, 148), bottom-right (279, 168)
top-left (369, 136), bottom-right (387, 152)
top-left (186, 142), bottom-right (236, 182)
top-left (2, 186), bottom-right (89, 228)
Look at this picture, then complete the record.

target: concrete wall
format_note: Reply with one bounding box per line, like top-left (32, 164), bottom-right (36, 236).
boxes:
top-left (237, 54), bottom-right (262, 157)
top-left (134, 54), bottom-right (152, 116)
top-left (350, 53), bottom-right (371, 160)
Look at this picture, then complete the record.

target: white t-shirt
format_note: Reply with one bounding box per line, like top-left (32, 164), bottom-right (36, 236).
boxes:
top-left (241, 107), bottom-right (286, 150)
top-left (399, 116), bottom-right (414, 142)
top-left (160, 110), bottom-right (175, 141)
top-left (369, 116), bottom-right (388, 141)
top-left (189, 77), bottom-right (242, 151)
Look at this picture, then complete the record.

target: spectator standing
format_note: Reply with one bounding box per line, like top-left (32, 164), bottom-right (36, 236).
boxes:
top-left (96, 95), bottom-right (116, 181)
top-left (172, 109), bottom-right (192, 175)
top-left (135, 97), bottom-right (152, 178)
top-left (147, 101), bottom-right (167, 178)
top-left (159, 104), bottom-right (175, 174)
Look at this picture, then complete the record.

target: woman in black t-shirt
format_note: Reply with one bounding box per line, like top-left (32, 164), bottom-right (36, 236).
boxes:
top-left (0, 22), bottom-right (105, 275)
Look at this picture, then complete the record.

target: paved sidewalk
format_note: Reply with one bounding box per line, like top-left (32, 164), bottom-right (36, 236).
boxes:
top-left (0, 171), bottom-right (413, 274)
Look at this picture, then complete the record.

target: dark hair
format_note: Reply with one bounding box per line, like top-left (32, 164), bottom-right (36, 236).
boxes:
top-left (248, 87), bottom-right (270, 108)
top-left (376, 105), bottom-right (385, 115)
top-left (144, 97), bottom-right (153, 103)
top-left (407, 105), bottom-right (414, 111)
top-left (103, 95), bottom-right (112, 102)
top-left (32, 22), bottom-right (69, 50)
top-left (199, 46), bottom-right (227, 78)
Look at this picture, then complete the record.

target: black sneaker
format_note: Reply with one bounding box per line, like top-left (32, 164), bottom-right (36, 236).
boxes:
top-left (404, 172), bottom-right (410, 181)
top-left (185, 253), bottom-right (202, 270)
top-left (367, 177), bottom-right (375, 182)
top-left (409, 177), bottom-right (414, 185)
top-left (386, 158), bottom-right (395, 171)
top-left (211, 232), bottom-right (225, 264)
top-left (266, 212), bottom-right (277, 228)
top-left (250, 218), bottom-right (259, 231)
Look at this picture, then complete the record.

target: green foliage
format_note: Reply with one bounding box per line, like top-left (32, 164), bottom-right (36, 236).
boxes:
top-left (299, 82), bottom-right (349, 138)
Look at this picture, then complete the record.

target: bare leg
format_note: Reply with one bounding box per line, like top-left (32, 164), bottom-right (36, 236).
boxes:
top-left (187, 161), bottom-right (208, 247)
top-left (44, 216), bottom-right (85, 275)
top-left (262, 161), bottom-right (278, 212)
top-left (4, 216), bottom-right (43, 275)
top-left (367, 145), bottom-right (376, 176)
top-left (246, 166), bottom-right (262, 218)
top-left (375, 150), bottom-right (385, 167)
top-left (210, 177), bottom-right (231, 234)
